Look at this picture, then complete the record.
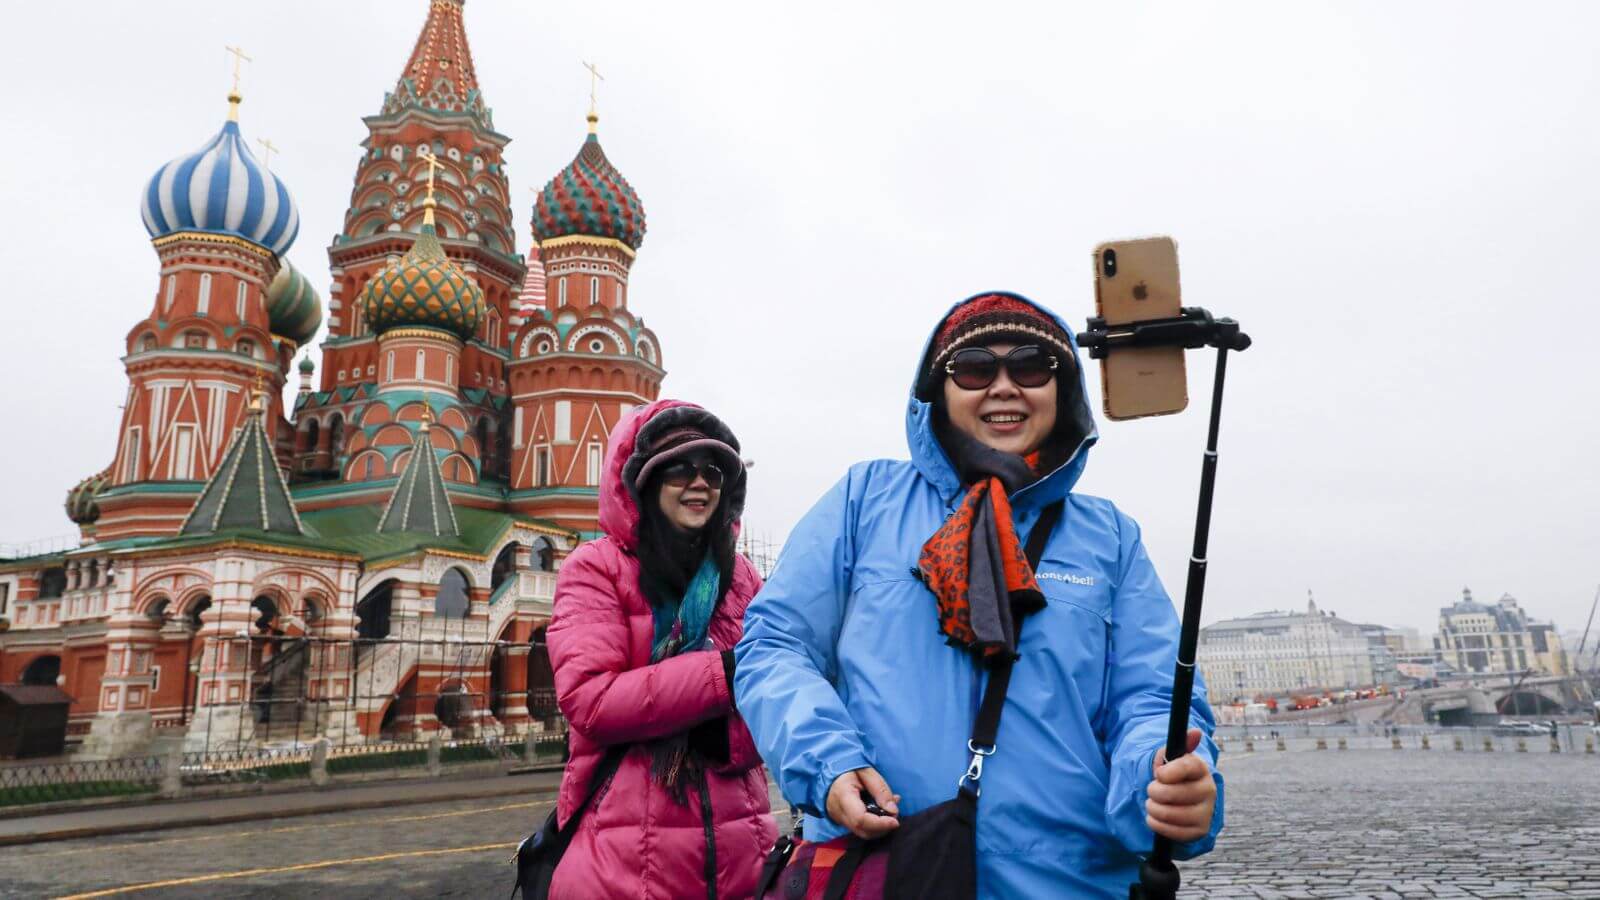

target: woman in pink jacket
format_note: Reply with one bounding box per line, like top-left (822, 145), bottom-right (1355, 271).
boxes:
top-left (547, 400), bottom-right (777, 899)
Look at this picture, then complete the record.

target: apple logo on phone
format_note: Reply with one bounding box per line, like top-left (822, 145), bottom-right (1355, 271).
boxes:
top-left (1133, 282), bottom-right (1149, 301)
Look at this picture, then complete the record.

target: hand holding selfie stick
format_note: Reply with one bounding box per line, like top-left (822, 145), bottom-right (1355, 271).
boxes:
top-left (1078, 307), bottom-right (1250, 900)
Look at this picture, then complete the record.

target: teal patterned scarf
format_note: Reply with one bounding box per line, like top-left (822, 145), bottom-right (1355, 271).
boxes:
top-left (647, 555), bottom-right (722, 802)
top-left (650, 555), bottom-right (720, 663)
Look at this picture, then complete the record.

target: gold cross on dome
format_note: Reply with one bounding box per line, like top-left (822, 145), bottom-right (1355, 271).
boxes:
top-left (256, 137), bottom-right (279, 169)
top-left (583, 60), bottom-right (604, 116)
top-left (225, 45), bottom-right (252, 94)
top-left (225, 45), bottom-right (252, 120)
top-left (418, 148), bottom-right (443, 201)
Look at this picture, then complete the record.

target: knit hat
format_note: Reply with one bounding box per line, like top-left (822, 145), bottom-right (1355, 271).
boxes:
top-left (916, 293), bottom-right (1076, 400)
top-left (624, 406), bottom-right (745, 495)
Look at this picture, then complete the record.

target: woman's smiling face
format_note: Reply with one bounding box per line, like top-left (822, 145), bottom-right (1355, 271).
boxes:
top-left (655, 454), bottom-right (723, 532)
top-left (941, 342), bottom-right (1058, 456)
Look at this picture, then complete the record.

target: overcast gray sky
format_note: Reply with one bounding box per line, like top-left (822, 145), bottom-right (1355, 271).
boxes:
top-left (3, 1), bottom-right (1597, 637)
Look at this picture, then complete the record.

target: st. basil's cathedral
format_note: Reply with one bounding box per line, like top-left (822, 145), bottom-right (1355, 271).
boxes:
top-left (0, 0), bottom-right (664, 756)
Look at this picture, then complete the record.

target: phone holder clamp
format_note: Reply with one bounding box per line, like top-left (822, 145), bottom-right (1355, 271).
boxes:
top-left (1075, 307), bottom-right (1251, 360)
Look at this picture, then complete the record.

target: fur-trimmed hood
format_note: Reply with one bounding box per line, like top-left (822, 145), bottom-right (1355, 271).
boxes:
top-left (598, 399), bottom-right (746, 552)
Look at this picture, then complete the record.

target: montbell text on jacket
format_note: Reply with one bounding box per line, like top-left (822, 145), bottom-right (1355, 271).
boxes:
top-left (733, 292), bottom-right (1225, 899)
top-left (547, 400), bottom-right (777, 900)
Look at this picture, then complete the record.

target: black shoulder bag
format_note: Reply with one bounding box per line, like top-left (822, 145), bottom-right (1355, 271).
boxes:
top-left (756, 500), bottom-right (1064, 900)
top-left (511, 742), bottom-right (629, 899)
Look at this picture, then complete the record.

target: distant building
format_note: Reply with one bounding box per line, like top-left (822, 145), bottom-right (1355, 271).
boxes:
top-left (1433, 589), bottom-right (1569, 677)
top-left (1198, 595), bottom-right (1380, 703)
top-left (1355, 623), bottom-right (1400, 687)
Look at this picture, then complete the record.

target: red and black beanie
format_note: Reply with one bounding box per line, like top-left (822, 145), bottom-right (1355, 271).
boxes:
top-left (915, 293), bottom-right (1076, 401)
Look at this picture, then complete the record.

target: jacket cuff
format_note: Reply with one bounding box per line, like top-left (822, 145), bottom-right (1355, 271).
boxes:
top-left (812, 751), bottom-right (874, 822)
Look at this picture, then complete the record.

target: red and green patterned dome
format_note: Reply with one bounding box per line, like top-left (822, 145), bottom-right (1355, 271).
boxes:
top-left (65, 468), bottom-right (110, 525)
top-left (532, 124), bottom-right (646, 250)
top-left (360, 222), bottom-right (485, 341)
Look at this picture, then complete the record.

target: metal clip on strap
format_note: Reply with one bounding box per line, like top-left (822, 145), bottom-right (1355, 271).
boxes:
top-left (960, 740), bottom-right (996, 793)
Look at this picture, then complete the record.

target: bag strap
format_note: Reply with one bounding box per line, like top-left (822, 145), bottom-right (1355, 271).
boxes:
top-left (961, 500), bottom-right (1063, 793)
top-left (560, 742), bottom-right (630, 841)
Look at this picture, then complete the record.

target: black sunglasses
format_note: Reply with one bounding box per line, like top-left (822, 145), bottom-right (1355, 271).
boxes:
top-left (659, 459), bottom-right (726, 490)
top-left (944, 345), bottom-right (1059, 391)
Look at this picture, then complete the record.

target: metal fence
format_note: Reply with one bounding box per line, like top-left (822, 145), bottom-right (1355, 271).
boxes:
top-left (0, 628), bottom-right (570, 810)
top-left (1215, 722), bottom-right (1600, 755)
top-left (0, 730), bottom-right (571, 811)
top-left (0, 755), bottom-right (164, 808)
top-left (186, 627), bottom-right (561, 756)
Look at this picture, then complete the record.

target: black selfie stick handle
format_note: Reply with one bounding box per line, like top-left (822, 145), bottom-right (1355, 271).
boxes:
top-left (1077, 309), bottom-right (1250, 900)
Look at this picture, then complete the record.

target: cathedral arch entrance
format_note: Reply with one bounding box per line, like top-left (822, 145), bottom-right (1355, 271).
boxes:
top-left (22, 655), bottom-right (61, 686)
top-left (356, 581), bottom-right (395, 641)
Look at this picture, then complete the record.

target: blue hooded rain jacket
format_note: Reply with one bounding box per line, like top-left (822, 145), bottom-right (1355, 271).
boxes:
top-left (733, 292), bottom-right (1225, 898)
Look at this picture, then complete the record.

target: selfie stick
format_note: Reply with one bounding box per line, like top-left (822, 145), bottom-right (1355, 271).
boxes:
top-left (1076, 307), bottom-right (1251, 900)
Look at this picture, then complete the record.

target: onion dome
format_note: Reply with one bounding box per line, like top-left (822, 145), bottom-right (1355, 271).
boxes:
top-left (141, 114), bottom-right (300, 257)
top-left (266, 262), bottom-right (323, 345)
top-left (64, 469), bottom-right (111, 525)
top-left (298, 355), bottom-right (315, 375)
top-left (359, 222), bottom-right (485, 341)
top-left (531, 120), bottom-right (646, 250)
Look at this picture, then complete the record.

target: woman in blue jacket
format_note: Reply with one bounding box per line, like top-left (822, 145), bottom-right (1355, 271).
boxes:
top-left (734, 292), bottom-right (1223, 898)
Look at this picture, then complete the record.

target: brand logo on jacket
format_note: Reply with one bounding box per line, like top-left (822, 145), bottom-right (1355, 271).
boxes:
top-left (1037, 570), bottom-right (1095, 587)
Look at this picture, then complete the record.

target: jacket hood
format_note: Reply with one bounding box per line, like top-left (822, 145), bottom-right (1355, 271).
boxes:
top-left (906, 291), bottom-right (1098, 509)
top-left (599, 399), bottom-right (747, 551)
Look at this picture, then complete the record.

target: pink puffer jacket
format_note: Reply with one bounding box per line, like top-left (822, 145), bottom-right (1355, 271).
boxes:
top-left (548, 400), bottom-right (777, 900)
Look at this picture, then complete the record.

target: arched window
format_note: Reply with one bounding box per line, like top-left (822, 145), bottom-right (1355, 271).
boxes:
top-left (139, 333), bottom-right (157, 353)
top-left (531, 537), bottom-right (556, 572)
top-left (491, 543), bottom-right (519, 593)
top-left (303, 419), bottom-right (320, 454)
top-left (21, 655), bottom-right (61, 686)
top-left (435, 568), bottom-right (470, 618)
top-left (86, 560), bottom-right (99, 588)
top-left (303, 597), bottom-right (322, 624)
top-left (185, 596), bottom-right (212, 631)
top-left (327, 415), bottom-right (344, 460)
top-left (146, 598), bottom-right (171, 623)
top-left (356, 581), bottom-right (394, 641)
top-left (236, 339), bottom-right (256, 359)
top-left (251, 595), bottom-right (279, 633)
top-left (416, 349), bottom-right (426, 380)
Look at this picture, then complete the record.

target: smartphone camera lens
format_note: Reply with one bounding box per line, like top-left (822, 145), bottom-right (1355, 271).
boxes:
top-left (1102, 249), bottom-right (1118, 278)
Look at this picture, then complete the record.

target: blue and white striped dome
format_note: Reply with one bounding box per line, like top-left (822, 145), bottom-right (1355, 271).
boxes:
top-left (141, 118), bottom-right (300, 257)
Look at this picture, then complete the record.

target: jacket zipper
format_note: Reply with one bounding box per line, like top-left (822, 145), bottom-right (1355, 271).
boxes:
top-left (697, 775), bottom-right (718, 900)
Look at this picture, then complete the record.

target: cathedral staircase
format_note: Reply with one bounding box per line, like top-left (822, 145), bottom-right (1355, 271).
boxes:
top-left (251, 638), bottom-right (310, 742)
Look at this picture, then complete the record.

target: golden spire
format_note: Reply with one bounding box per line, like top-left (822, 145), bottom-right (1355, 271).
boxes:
top-left (583, 60), bottom-right (604, 133)
top-left (225, 45), bottom-right (252, 122)
top-left (419, 403), bottom-right (434, 433)
top-left (256, 137), bottom-right (279, 170)
top-left (417, 148), bottom-right (443, 225)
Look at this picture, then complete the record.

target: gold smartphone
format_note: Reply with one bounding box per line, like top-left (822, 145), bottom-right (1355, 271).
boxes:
top-left (1092, 237), bottom-right (1189, 420)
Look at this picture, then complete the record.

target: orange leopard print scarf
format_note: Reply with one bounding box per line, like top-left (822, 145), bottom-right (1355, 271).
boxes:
top-left (918, 452), bottom-right (1047, 659)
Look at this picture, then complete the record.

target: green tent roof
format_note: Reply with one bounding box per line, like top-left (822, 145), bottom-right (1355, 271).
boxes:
top-left (377, 419), bottom-right (459, 537)
top-left (180, 410), bottom-right (304, 537)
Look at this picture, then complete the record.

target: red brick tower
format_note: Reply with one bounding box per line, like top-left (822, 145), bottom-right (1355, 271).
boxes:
top-left (320, 0), bottom-right (522, 403)
top-left (96, 86), bottom-right (306, 541)
top-left (508, 107), bottom-right (664, 535)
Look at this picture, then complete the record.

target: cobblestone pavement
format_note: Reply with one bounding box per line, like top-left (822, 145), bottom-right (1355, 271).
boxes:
top-left (1186, 748), bottom-right (1600, 899)
top-left (0, 750), bottom-right (1592, 897)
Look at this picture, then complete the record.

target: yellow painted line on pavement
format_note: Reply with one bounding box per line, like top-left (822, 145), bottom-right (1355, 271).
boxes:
top-left (53, 841), bottom-right (519, 899)
top-left (29, 800), bottom-right (544, 858)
